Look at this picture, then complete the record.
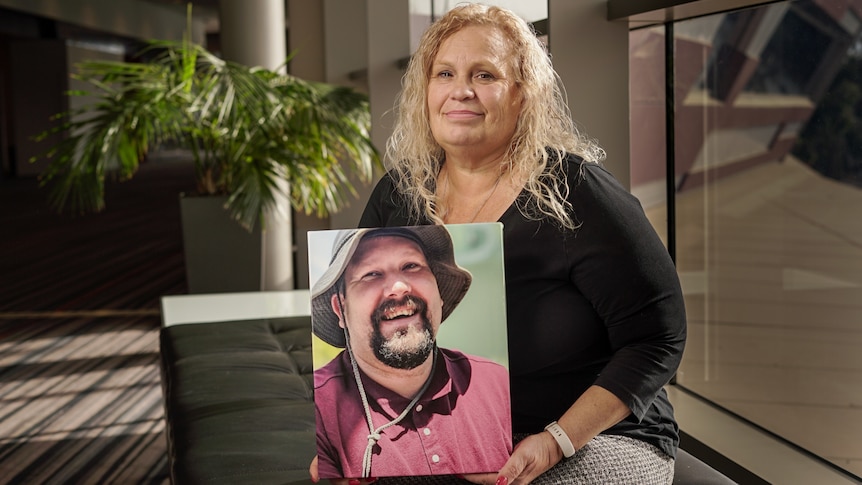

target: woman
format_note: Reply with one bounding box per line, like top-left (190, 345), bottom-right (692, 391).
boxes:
top-left (313, 3), bottom-right (686, 484)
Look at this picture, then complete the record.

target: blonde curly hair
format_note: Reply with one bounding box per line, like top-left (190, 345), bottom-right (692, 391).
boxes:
top-left (386, 3), bottom-right (605, 229)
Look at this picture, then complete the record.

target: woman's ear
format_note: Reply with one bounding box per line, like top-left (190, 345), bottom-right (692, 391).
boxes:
top-left (330, 293), bottom-right (347, 329)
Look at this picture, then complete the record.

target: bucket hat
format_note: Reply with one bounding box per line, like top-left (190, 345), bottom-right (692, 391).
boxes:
top-left (311, 226), bottom-right (472, 348)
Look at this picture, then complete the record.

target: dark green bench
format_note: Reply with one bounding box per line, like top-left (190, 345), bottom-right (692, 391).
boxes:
top-left (159, 317), bottom-right (736, 484)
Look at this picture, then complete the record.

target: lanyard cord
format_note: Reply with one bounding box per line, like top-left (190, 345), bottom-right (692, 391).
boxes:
top-left (337, 295), bottom-right (437, 478)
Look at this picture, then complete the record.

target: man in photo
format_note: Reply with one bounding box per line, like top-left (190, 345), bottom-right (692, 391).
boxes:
top-left (311, 226), bottom-right (512, 479)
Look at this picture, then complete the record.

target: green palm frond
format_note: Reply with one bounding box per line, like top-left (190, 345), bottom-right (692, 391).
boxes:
top-left (30, 38), bottom-right (380, 230)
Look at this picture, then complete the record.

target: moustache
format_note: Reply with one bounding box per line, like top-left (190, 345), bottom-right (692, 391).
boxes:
top-left (371, 294), bottom-right (428, 326)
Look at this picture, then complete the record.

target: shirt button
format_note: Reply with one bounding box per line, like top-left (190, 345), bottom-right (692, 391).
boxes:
top-left (415, 404), bottom-right (423, 413)
top-left (423, 428), bottom-right (431, 436)
top-left (431, 454), bottom-right (440, 463)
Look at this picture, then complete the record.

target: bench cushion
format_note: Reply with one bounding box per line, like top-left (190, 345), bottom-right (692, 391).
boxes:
top-left (159, 317), bottom-right (317, 484)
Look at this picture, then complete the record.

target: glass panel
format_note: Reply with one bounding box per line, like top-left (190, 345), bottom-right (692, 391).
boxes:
top-left (630, 25), bottom-right (668, 244)
top-left (667, 1), bottom-right (862, 478)
top-left (408, 1), bottom-right (548, 52)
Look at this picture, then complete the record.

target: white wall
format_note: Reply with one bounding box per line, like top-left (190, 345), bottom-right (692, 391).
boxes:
top-left (327, 0), bottom-right (411, 231)
top-left (288, 0), bottom-right (411, 286)
top-left (288, 0), bottom-right (326, 82)
top-left (318, 0), bottom-right (380, 236)
top-left (289, 0), bottom-right (330, 290)
top-left (549, 0), bottom-right (631, 188)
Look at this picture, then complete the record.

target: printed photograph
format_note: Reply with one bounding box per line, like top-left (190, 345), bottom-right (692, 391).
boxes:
top-left (308, 223), bottom-right (511, 479)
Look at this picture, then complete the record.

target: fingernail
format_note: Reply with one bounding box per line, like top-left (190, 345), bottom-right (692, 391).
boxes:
top-left (496, 477), bottom-right (508, 485)
top-left (349, 480), bottom-right (361, 485)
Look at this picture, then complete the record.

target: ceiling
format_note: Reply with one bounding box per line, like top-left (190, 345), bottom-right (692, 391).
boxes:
top-left (139, 0), bottom-right (223, 33)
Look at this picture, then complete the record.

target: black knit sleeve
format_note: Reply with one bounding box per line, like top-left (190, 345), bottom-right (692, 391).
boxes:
top-left (566, 161), bottom-right (687, 420)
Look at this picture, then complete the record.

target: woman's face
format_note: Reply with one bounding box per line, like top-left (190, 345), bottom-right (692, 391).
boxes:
top-left (427, 25), bottom-right (522, 161)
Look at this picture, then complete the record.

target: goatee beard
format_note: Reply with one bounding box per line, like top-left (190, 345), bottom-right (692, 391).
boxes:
top-left (370, 295), bottom-right (435, 369)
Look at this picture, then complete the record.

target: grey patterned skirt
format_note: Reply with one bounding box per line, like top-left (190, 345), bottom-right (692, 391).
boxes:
top-left (373, 434), bottom-right (674, 484)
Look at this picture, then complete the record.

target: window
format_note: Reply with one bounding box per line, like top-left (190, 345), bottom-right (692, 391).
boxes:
top-left (630, 1), bottom-right (862, 479)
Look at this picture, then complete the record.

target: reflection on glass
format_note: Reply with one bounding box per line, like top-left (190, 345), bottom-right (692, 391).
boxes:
top-left (743, 7), bottom-right (832, 96)
top-left (629, 25), bottom-right (668, 244)
top-left (631, 0), bottom-right (862, 479)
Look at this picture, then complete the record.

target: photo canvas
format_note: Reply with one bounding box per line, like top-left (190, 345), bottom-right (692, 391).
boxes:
top-left (308, 223), bottom-right (511, 479)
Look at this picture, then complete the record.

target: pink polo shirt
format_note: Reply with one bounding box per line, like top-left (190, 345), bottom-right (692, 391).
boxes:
top-left (314, 347), bottom-right (512, 479)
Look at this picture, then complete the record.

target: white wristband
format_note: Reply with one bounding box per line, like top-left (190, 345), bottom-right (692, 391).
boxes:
top-left (544, 421), bottom-right (576, 458)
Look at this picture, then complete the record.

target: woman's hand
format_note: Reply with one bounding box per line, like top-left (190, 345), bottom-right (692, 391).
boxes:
top-left (460, 432), bottom-right (562, 485)
top-left (309, 455), bottom-right (377, 485)
top-left (492, 431), bottom-right (563, 485)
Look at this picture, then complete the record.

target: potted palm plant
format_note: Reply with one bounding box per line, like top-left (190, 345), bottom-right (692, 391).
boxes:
top-left (31, 32), bottom-right (379, 293)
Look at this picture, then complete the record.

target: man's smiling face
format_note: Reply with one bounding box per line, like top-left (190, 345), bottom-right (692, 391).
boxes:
top-left (333, 235), bottom-right (443, 370)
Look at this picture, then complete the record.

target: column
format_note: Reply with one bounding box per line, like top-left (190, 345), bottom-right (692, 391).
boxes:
top-left (219, 0), bottom-right (294, 291)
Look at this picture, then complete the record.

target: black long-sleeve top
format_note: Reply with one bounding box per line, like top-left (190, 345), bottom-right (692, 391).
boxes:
top-left (358, 153), bottom-right (687, 458)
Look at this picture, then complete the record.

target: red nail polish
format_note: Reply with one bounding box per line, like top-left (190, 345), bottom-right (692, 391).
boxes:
top-left (496, 477), bottom-right (508, 485)
top-left (349, 480), bottom-right (361, 485)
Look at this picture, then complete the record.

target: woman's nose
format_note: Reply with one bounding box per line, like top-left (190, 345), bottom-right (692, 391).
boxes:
top-left (450, 76), bottom-right (475, 100)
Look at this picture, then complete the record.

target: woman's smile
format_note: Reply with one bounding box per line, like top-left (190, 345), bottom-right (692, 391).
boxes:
top-left (445, 109), bottom-right (482, 120)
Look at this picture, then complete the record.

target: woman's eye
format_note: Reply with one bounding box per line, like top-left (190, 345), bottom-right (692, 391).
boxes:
top-left (477, 72), bottom-right (495, 80)
top-left (403, 262), bottom-right (421, 271)
top-left (436, 70), bottom-right (453, 78)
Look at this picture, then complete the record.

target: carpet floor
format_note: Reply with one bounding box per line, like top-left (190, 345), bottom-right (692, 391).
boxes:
top-left (0, 155), bottom-right (197, 484)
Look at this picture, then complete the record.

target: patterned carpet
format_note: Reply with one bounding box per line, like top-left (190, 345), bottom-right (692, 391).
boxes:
top-left (0, 155), bottom-right (197, 484)
top-left (0, 314), bottom-right (168, 484)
